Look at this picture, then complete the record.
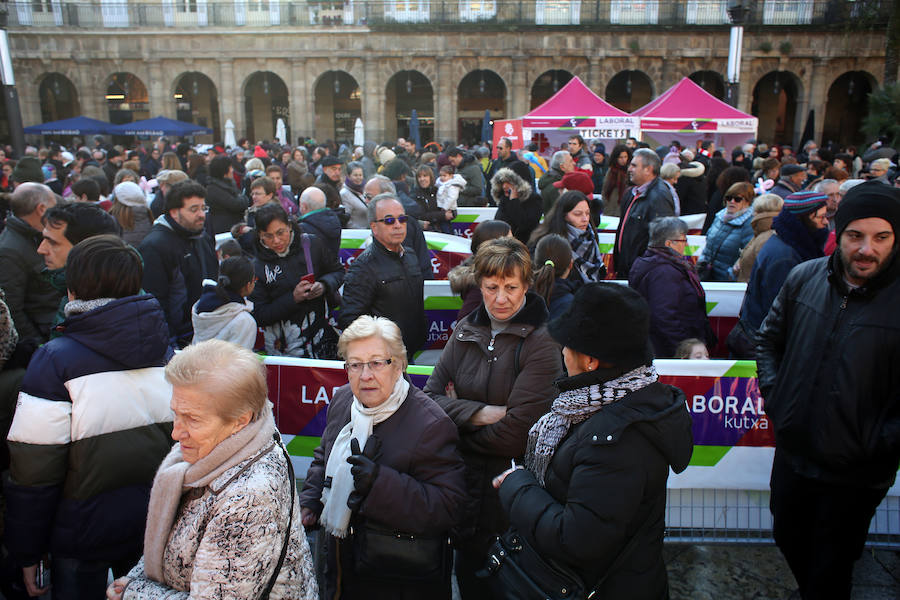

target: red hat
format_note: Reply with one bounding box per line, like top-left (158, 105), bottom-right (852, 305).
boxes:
top-left (553, 170), bottom-right (594, 196)
top-left (253, 145), bottom-right (268, 159)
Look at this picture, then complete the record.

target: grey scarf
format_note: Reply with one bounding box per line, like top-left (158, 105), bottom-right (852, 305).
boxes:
top-left (524, 365), bottom-right (658, 485)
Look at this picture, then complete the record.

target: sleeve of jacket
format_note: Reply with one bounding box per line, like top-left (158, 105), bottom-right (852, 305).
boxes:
top-left (463, 332), bottom-right (562, 457)
top-left (461, 165), bottom-right (484, 198)
top-left (249, 264), bottom-right (300, 327)
top-left (425, 335), bottom-right (488, 430)
top-left (360, 412), bottom-right (467, 535)
top-left (0, 250), bottom-right (39, 341)
top-left (497, 439), bottom-right (647, 572)
top-left (756, 271), bottom-right (796, 400)
top-left (312, 235), bottom-right (345, 295)
top-left (648, 188), bottom-right (676, 220)
top-left (138, 240), bottom-right (172, 315)
top-left (206, 182), bottom-right (248, 214)
top-left (408, 220), bottom-right (433, 280)
top-left (4, 347), bottom-right (70, 565)
top-left (337, 258), bottom-right (375, 329)
top-left (631, 268), bottom-right (689, 358)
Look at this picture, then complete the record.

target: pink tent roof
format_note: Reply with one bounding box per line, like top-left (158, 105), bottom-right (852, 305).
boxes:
top-left (632, 77), bottom-right (752, 120)
top-left (524, 76), bottom-right (629, 122)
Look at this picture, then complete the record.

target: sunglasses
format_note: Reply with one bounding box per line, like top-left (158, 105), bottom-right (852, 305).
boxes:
top-left (724, 195), bottom-right (746, 203)
top-left (375, 215), bottom-right (409, 225)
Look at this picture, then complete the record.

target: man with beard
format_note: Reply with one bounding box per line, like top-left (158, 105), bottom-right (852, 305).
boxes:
top-left (757, 181), bottom-right (900, 599)
top-left (139, 180), bottom-right (217, 347)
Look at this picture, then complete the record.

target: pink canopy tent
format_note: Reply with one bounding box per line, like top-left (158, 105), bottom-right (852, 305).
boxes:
top-left (521, 76), bottom-right (640, 150)
top-left (631, 77), bottom-right (758, 152)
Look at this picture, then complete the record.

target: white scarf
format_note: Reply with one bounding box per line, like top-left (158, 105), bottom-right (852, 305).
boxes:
top-left (143, 404), bottom-right (277, 582)
top-left (319, 376), bottom-right (410, 538)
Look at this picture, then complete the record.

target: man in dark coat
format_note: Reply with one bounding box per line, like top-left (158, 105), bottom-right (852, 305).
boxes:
top-left (539, 150), bottom-right (575, 214)
top-left (138, 180), bottom-right (217, 348)
top-left (771, 164), bottom-right (806, 199)
top-left (448, 148), bottom-right (486, 207)
top-left (629, 217), bottom-right (714, 357)
top-left (487, 137), bottom-right (520, 182)
top-left (205, 155), bottom-right (248, 234)
top-left (298, 186), bottom-right (342, 258)
top-left (613, 149), bottom-right (675, 279)
top-left (757, 183), bottom-right (900, 599)
top-left (315, 155), bottom-right (343, 194)
top-left (339, 195), bottom-right (426, 361)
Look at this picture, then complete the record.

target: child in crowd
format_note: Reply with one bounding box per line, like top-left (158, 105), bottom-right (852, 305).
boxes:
top-left (435, 165), bottom-right (463, 234)
top-left (675, 338), bottom-right (710, 360)
top-left (191, 256), bottom-right (258, 349)
top-left (532, 234), bottom-right (578, 321)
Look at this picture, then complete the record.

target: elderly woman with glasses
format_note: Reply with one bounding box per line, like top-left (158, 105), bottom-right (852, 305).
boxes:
top-left (106, 340), bottom-right (318, 600)
top-left (299, 315), bottom-right (466, 600)
top-left (249, 203), bottom-right (345, 358)
top-left (697, 181), bottom-right (755, 281)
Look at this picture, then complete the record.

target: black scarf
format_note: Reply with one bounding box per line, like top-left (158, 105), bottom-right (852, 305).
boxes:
top-left (772, 207), bottom-right (828, 263)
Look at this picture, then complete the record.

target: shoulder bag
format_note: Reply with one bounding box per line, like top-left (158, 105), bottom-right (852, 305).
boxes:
top-left (259, 434), bottom-right (295, 600)
top-left (350, 524), bottom-right (452, 584)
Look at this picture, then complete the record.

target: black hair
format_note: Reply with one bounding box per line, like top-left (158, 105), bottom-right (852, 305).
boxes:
top-left (209, 154), bottom-right (232, 179)
top-left (528, 190), bottom-right (593, 247)
top-left (45, 202), bottom-right (121, 244)
top-left (533, 234), bottom-right (572, 304)
top-left (447, 147), bottom-right (464, 158)
top-left (217, 238), bottom-right (243, 259)
top-left (66, 234), bottom-right (142, 300)
top-left (255, 203), bottom-right (290, 233)
top-left (165, 179), bottom-right (207, 211)
top-left (71, 178), bottom-right (101, 202)
top-left (216, 256), bottom-right (255, 301)
top-left (470, 219), bottom-right (511, 255)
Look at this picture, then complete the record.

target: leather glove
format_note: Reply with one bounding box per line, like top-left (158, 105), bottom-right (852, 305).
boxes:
top-left (346, 436), bottom-right (381, 511)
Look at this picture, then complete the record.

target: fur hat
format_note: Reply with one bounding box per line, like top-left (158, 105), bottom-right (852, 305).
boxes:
top-left (13, 157), bottom-right (44, 184)
top-left (548, 282), bottom-right (651, 368)
top-left (834, 181), bottom-right (900, 240)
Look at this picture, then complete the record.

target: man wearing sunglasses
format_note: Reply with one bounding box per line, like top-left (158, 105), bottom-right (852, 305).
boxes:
top-left (339, 194), bottom-right (427, 363)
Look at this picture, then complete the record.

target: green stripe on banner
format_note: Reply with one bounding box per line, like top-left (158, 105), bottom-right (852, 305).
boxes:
top-left (684, 245), bottom-right (700, 256)
top-left (427, 241), bottom-right (449, 250)
top-left (689, 445), bottom-right (730, 466)
top-left (453, 214), bottom-right (480, 223)
top-left (598, 243), bottom-right (614, 253)
top-left (705, 301), bottom-right (718, 314)
top-left (424, 296), bottom-right (463, 310)
top-left (723, 361), bottom-right (758, 378)
top-left (287, 435), bottom-right (321, 457)
top-left (599, 220), bottom-right (615, 230)
top-left (340, 239), bottom-right (366, 249)
top-left (406, 365), bottom-right (436, 376)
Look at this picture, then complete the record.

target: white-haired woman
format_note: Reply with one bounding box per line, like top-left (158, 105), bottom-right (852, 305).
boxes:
top-left (106, 340), bottom-right (318, 600)
top-left (299, 316), bottom-right (466, 600)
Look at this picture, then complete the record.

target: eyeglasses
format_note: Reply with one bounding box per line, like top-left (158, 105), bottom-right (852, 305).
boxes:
top-left (250, 190), bottom-right (269, 197)
top-left (669, 238), bottom-right (688, 244)
top-left (724, 196), bottom-right (745, 203)
top-left (185, 204), bottom-right (210, 214)
top-left (345, 358), bottom-right (393, 374)
top-left (260, 228), bottom-right (290, 242)
top-left (375, 215), bottom-right (409, 225)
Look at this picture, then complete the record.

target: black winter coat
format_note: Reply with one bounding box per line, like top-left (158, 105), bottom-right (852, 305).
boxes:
top-left (492, 168), bottom-right (542, 245)
top-left (629, 247), bottom-right (714, 357)
top-left (299, 382), bottom-right (467, 600)
top-left (756, 252), bottom-right (900, 488)
top-left (205, 177), bottom-right (248, 234)
top-left (613, 178), bottom-right (675, 279)
top-left (138, 215), bottom-right (217, 347)
top-left (674, 161), bottom-right (707, 215)
top-left (298, 208), bottom-right (343, 258)
top-left (498, 370), bottom-right (693, 600)
top-left (249, 224), bottom-right (344, 358)
top-left (339, 239), bottom-right (427, 359)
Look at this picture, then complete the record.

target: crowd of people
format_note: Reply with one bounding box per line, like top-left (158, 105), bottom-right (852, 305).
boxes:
top-left (0, 128), bottom-right (896, 600)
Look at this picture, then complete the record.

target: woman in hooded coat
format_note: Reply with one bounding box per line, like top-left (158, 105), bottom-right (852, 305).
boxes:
top-left (492, 161), bottom-right (543, 245)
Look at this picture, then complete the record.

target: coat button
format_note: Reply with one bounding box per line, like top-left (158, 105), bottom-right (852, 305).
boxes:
top-left (592, 435), bottom-right (597, 441)
top-left (607, 434), bottom-right (613, 441)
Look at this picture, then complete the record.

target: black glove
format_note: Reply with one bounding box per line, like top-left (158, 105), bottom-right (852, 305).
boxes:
top-left (346, 436), bottom-right (381, 512)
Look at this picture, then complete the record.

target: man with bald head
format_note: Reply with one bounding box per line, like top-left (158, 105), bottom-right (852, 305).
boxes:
top-left (298, 185), bottom-right (342, 257)
top-left (0, 183), bottom-right (61, 344)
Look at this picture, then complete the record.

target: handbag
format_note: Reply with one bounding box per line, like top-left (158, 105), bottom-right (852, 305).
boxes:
top-left (351, 524), bottom-right (451, 584)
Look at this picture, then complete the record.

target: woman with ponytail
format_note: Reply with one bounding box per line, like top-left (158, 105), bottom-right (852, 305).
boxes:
top-left (191, 255), bottom-right (258, 349)
top-left (532, 234), bottom-right (578, 320)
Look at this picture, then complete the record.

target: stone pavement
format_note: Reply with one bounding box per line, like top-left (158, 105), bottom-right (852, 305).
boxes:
top-left (664, 545), bottom-right (900, 600)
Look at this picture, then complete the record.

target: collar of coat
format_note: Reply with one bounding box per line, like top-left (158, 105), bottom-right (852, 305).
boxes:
top-left (490, 167), bottom-right (532, 204)
top-left (467, 290), bottom-right (549, 332)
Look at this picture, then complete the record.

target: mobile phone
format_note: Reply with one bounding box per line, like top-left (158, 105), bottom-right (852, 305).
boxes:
top-left (35, 559), bottom-right (50, 588)
top-left (301, 273), bottom-right (315, 284)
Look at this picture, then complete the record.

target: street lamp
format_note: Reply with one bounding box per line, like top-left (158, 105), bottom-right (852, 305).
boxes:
top-left (726, 0), bottom-right (748, 108)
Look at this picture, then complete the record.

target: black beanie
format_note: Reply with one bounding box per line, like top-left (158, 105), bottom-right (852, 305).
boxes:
top-left (508, 160), bottom-right (534, 187)
top-left (548, 282), bottom-right (650, 368)
top-left (834, 181), bottom-right (900, 241)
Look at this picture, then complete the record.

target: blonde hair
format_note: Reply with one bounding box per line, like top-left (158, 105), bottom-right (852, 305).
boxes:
top-left (165, 340), bottom-right (267, 421)
top-left (338, 315), bottom-right (408, 370)
top-left (752, 193), bottom-right (783, 214)
top-left (660, 163), bottom-right (681, 181)
top-left (245, 158), bottom-right (265, 172)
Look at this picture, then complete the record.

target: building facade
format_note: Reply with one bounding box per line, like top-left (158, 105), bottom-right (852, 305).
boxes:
top-left (4, 0), bottom-right (892, 149)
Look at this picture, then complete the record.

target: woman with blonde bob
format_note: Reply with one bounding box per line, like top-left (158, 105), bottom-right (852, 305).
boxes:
top-left (107, 340), bottom-right (318, 600)
top-left (300, 316), bottom-right (466, 600)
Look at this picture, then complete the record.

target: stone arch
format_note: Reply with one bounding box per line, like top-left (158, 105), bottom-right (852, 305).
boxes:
top-left (106, 72), bottom-right (150, 125)
top-left (457, 69), bottom-right (507, 145)
top-left (384, 69), bottom-right (434, 145)
top-left (172, 71), bottom-right (220, 141)
top-left (688, 70), bottom-right (726, 100)
top-left (530, 70), bottom-right (574, 110)
top-left (243, 71), bottom-right (290, 143)
top-left (313, 70), bottom-right (362, 143)
top-left (751, 70), bottom-right (803, 146)
top-left (822, 70), bottom-right (878, 147)
top-left (38, 72), bottom-right (80, 123)
top-left (605, 70), bottom-right (654, 113)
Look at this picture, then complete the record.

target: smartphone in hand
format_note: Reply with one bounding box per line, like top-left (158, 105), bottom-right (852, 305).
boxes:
top-left (301, 273), bottom-right (315, 284)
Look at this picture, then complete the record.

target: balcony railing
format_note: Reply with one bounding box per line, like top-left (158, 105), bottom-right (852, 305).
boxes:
top-left (2, 0), bottom-right (889, 30)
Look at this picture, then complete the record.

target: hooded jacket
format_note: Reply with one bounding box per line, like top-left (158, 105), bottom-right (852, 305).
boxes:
top-left (298, 207), bottom-right (343, 258)
top-left (498, 369), bottom-right (693, 600)
top-left (492, 167), bottom-right (542, 244)
top-left (139, 214), bottom-right (218, 347)
top-left (674, 160), bottom-right (707, 216)
top-left (205, 177), bottom-right (248, 234)
top-left (5, 295), bottom-right (174, 565)
top-left (455, 153), bottom-right (487, 207)
top-left (191, 284), bottom-right (257, 349)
